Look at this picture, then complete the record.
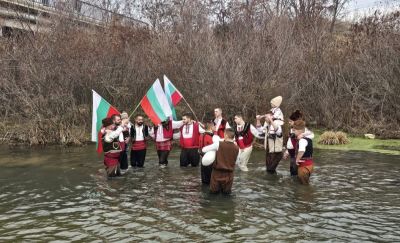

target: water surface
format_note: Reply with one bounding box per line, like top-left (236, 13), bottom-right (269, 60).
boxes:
top-left (0, 146), bottom-right (399, 242)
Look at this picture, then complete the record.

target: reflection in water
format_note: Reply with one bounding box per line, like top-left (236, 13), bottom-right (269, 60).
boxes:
top-left (0, 146), bottom-right (399, 241)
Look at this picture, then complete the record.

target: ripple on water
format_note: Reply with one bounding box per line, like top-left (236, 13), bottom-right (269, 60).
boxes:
top-left (0, 149), bottom-right (399, 242)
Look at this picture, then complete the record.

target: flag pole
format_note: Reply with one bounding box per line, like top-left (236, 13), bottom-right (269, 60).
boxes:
top-left (182, 96), bottom-right (199, 121)
top-left (128, 80), bottom-right (156, 119)
top-left (128, 101), bottom-right (141, 119)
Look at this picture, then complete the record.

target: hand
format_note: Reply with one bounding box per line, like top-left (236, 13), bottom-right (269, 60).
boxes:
top-left (297, 133), bottom-right (305, 140)
top-left (125, 137), bottom-right (130, 143)
top-left (256, 115), bottom-right (263, 120)
top-left (283, 152), bottom-right (289, 160)
top-left (296, 159), bottom-right (303, 166)
top-left (122, 119), bottom-right (129, 126)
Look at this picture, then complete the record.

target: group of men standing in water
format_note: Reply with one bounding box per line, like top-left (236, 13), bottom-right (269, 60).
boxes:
top-left (100, 96), bottom-right (315, 194)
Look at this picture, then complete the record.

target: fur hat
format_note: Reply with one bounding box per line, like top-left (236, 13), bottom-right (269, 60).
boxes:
top-left (292, 120), bottom-right (306, 130)
top-left (289, 110), bottom-right (303, 121)
top-left (120, 112), bottom-right (129, 120)
top-left (270, 96), bottom-right (282, 107)
top-left (102, 117), bottom-right (113, 127)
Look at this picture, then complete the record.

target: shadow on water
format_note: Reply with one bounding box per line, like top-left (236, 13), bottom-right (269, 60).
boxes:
top-left (0, 145), bottom-right (399, 241)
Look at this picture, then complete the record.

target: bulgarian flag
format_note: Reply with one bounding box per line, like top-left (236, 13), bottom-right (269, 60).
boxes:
top-left (91, 90), bottom-right (120, 153)
top-left (140, 79), bottom-right (172, 125)
top-left (164, 75), bottom-right (183, 120)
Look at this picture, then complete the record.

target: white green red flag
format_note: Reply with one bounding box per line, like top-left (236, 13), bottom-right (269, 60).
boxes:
top-left (164, 75), bottom-right (183, 120)
top-left (91, 90), bottom-right (120, 153)
top-left (140, 79), bottom-right (172, 125)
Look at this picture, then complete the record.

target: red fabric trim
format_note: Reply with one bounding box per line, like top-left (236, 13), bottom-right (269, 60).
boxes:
top-left (104, 152), bottom-right (120, 167)
top-left (180, 122), bottom-right (200, 148)
top-left (235, 126), bottom-right (253, 149)
top-left (156, 141), bottom-right (172, 151)
top-left (298, 159), bottom-right (313, 167)
top-left (199, 133), bottom-right (213, 149)
top-left (132, 140), bottom-right (146, 150)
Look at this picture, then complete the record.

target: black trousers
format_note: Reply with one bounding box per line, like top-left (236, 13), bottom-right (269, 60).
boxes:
top-left (130, 149), bottom-right (146, 167)
top-left (266, 151), bottom-right (283, 174)
top-left (119, 150), bottom-right (129, 170)
top-left (157, 150), bottom-right (170, 165)
top-left (201, 164), bottom-right (213, 184)
top-left (290, 157), bottom-right (298, 176)
top-left (180, 148), bottom-right (200, 167)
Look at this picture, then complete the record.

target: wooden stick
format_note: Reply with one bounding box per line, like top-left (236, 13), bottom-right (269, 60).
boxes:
top-left (182, 96), bottom-right (199, 121)
top-left (128, 101), bottom-right (141, 119)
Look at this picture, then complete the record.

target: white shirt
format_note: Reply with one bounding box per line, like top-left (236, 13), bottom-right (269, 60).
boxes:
top-left (133, 125), bottom-right (145, 141)
top-left (286, 128), bottom-right (314, 149)
top-left (236, 124), bottom-right (263, 140)
top-left (214, 117), bottom-right (231, 131)
top-left (298, 138), bottom-right (308, 152)
top-left (256, 122), bottom-right (282, 136)
top-left (271, 107), bottom-right (284, 121)
top-left (181, 122), bottom-right (205, 138)
top-left (105, 126), bottom-right (123, 143)
top-left (150, 120), bottom-right (184, 142)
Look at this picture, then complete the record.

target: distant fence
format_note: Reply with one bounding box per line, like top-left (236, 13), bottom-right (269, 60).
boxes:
top-left (22, 0), bottom-right (147, 27)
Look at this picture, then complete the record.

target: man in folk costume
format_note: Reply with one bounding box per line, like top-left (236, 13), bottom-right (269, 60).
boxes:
top-left (256, 111), bottom-right (284, 174)
top-left (101, 117), bottom-right (127, 178)
top-left (283, 110), bottom-right (314, 176)
top-left (149, 118), bottom-right (183, 167)
top-left (130, 115), bottom-right (150, 168)
top-left (233, 114), bottom-right (263, 172)
top-left (213, 108), bottom-right (231, 139)
top-left (202, 128), bottom-right (239, 194)
top-left (179, 113), bottom-right (205, 167)
top-left (111, 114), bottom-right (129, 171)
top-left (119, 112), bottom-right (131, 172)
top-left (198, 120), bottom-right (217, 184)
top-left (289, 120), bottom-right (314, 184)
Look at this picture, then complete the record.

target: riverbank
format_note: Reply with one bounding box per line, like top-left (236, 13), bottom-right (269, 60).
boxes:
top-left (1, 125), bottom-right (399, 155)
top-left (313, 130), bottom-right (400, 156)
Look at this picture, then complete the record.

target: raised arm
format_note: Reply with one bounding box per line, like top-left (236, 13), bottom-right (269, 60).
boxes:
top-left (172, 120), bottom-right (184, 129)
top-left (250, 124), bottom-right (264, 139)
top-left (105, 126), bottom-right (123, 142)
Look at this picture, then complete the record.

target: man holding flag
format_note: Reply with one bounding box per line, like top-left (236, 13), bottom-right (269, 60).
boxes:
top-left (140, 78), bottom-right (184, 167)
top-left (179, 113), bottom-right (205, 167)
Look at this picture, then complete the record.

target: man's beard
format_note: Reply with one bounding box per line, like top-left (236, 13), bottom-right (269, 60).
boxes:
top-left (137, 122), bottom-right (144, 126)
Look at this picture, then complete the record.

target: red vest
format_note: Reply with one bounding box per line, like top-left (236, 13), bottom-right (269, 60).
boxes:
top-left (214, 119), bottom-right (227, 138)
top-left (234, 123), bottom-right (254, 149)
top-left (155, 120), bottom-right (173, 140)
top-left (199, 132), bottom-right (214, 149)
top-left (180, 122), bottom-right (200, 149)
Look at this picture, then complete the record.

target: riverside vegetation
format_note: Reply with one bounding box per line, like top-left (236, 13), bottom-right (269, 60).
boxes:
top-left (0, 1), bottom-right (399, 146)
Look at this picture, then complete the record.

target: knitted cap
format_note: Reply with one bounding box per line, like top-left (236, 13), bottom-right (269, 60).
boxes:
top-left (270, 96), bottom-right (282, 107)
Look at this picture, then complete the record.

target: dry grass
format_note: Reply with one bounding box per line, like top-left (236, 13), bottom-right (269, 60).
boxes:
top-left (318, 131), bottom-right (350, 145)
top-left (336, 131), bottom-right (350, 145)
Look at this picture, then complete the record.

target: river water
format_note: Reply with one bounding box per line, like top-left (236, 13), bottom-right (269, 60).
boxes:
top-left (0, 146), bottom-right (399, 242)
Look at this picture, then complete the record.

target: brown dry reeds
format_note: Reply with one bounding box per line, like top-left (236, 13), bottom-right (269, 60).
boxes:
top-left (0, 1), bottom-right (399, 145)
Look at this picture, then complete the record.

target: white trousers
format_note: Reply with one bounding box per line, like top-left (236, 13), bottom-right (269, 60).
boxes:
top-left (236, 146), bottom-right (253, 171)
